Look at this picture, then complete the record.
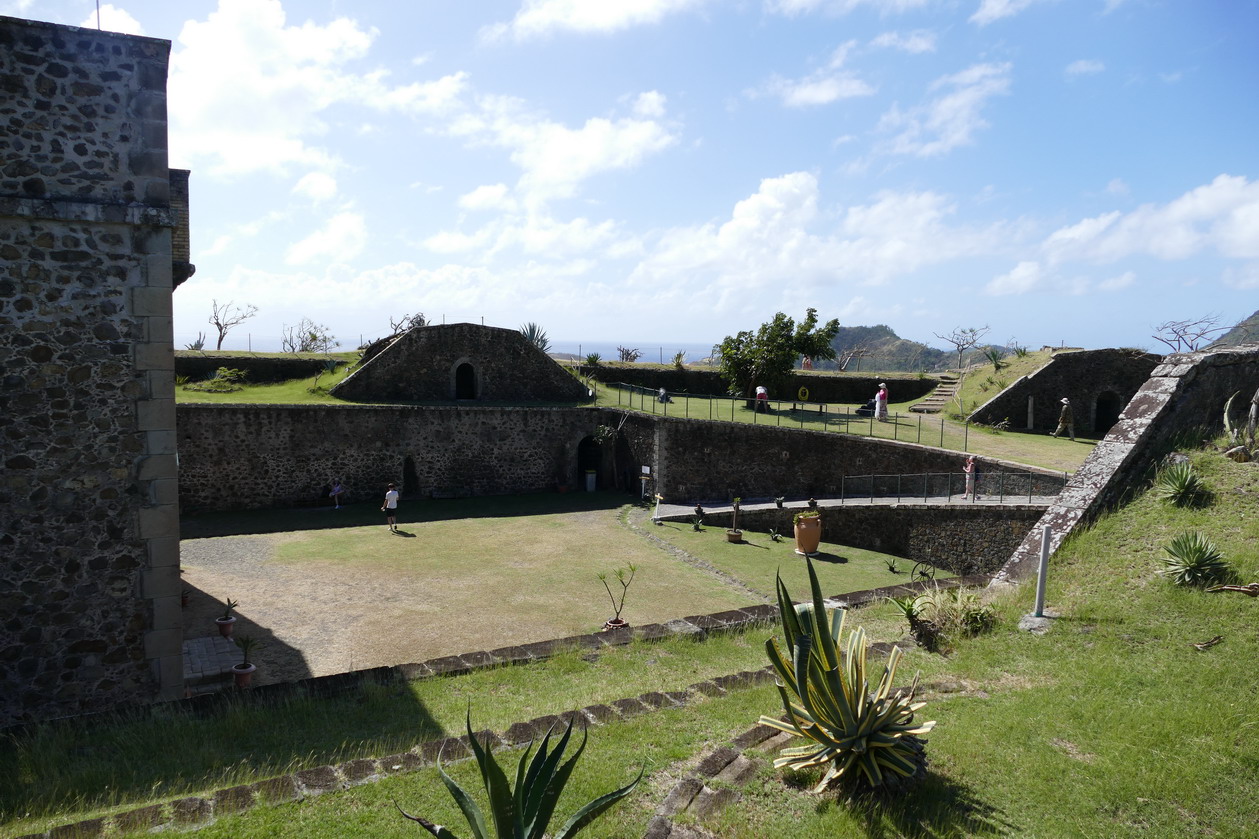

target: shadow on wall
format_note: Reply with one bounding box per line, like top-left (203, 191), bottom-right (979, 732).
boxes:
top-left (179, 492), bottom-right (633, 538)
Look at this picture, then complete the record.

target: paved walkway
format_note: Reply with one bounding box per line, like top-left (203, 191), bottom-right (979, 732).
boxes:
top-left (183, 635), bottom-right (240, 689)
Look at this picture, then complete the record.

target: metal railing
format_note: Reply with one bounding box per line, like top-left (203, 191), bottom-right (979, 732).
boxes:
top-left (835, 471), bottom-right (1067, 504)
top-left (608, 382), bottom-right (970, 449)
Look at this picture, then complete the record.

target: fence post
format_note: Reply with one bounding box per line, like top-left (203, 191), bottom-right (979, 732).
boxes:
top-left (940, 417), bottom-right (944, 448)
top-left (894, 413), bottom-right (898, 440)
top-left (897, 474), bottom-right (902, 502)
top-left (923, 473), bottom-right (929, 502)
top-left (999, 471), bottom-right (1005, 503)
top-left (918, 413), bottom-right (922, 444)
top-left (841, 474), bottom-right (845, 502)
top-left (964, 421), bottom-right (969, 451)
top-left (1034, 525), bottom-right (1052, 618)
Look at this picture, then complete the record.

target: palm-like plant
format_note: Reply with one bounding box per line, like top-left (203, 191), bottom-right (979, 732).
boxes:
top-left (1154, 462), bottom-right (1208, 507)
top-left (519, 322), bottom-right (550, 353)
top-left (759, 558), bottom-right (935, 793)
top-left (1160, 531), bottom-right (1233, 587)
top-left (398, 714), bottom-right (641, 839)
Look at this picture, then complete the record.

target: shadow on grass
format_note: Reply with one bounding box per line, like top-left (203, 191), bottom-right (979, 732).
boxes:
top-left (811, 551), bottom-right (849, 564)
top-left (182, 490), bottom-right (634, 538)
top-left (843, 773), bottom-right (1016, 839)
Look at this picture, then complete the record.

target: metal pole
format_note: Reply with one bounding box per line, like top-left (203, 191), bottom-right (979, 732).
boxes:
top-left (894, 412), bottom-right (898, 440)
top-left (1034, 525), bottom-right (1052, 617)
top-left (940, 417), bottom-right (944, 448)
top-left (1000, 471), bottom-right (1005, 503)
top-left (918, 413), bottom-right (922, 443)
top-left (841, 475), bottom-right (845, 503)
top-left (897, 474), bottom-right (902, 502)
top-left (964, 421), bottom-right (969, 451)
top-left (923, 473), bottom-right (929, 502)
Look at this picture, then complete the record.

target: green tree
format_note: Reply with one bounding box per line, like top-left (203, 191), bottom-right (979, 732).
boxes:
top-left (716, 308), bottom-right (839, 398)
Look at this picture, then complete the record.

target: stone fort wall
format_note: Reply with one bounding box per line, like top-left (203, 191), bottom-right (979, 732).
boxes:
top-left (1, 17), bottom-right (184, 726)
top-left (176, 404), bottom-right (1064, 514)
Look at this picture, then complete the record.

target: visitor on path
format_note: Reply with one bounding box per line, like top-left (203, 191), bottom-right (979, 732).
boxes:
top-left (657, 387), bottom-right (672, 403)
top-left (382, 482), bottom-right (399, 532)
top-left (964, 456), bottom-right (977, 500)
top-left (1052, 397), bottom-right (1075, 441)
top-left (329, 478), bottom-right (346, 509)
top-left (755, 385), bottom-right (769, 413)
top-left (875, 383), bottom-right (889, 421)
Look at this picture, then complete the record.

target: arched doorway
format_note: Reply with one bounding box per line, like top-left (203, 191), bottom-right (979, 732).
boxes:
top-left (1095, 390), bottom-right (1122, 433)
top-left (577, 436), bottom-right (601, 490)
top-left (454, 362), bottom-right (477, 399)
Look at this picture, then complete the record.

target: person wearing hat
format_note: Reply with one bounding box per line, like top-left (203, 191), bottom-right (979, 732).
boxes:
top-left (1052, 397), bottom-right (1075, 441)
top-left (875, 382), bottom-right (889, 421)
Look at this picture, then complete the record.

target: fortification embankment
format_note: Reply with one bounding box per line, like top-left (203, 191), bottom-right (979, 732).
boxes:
top-left (175, 352), bottom-right (336, 384)
top-left (998, 344), bottom-right (1259, 582)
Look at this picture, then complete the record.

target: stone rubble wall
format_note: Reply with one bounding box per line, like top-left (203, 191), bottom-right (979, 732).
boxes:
top-left (0, 16), bottom-right (183, 726)
top-left (997, 344), bottom-right (1259, 583)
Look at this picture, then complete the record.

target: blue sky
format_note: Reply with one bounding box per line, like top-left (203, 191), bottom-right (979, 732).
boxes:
top-left (9, 0), bottom-right (1259, 355)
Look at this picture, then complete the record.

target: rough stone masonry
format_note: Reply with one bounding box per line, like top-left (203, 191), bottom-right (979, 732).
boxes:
top-left (0, 15), bottom-right (189, 726)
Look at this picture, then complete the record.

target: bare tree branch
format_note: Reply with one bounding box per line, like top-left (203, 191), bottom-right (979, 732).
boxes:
top-left (208, 299), bottom-right (258, 351)
top-left (1151, 315), bottom-right (1230, 353)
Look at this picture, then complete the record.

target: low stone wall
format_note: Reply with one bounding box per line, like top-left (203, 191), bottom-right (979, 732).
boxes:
top-left (688, 504), bottom-right (1045, 576)
top-left (175, 353), bottom-right (336, 384)
top-left (997, 344), bottom-right (1259, 582)
top-left (579, 364), bottom-right (937, 404)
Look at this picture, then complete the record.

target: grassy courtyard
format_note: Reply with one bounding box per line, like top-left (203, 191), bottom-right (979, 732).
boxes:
top-left (5, 447), bottom-right (1256, 838)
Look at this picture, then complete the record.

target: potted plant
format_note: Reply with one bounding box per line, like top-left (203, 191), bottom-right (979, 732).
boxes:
top-left (215, 597), bottom-right (239, 638)
top-left (793, 510), bottom-right (822, 557)
top-left (727, 497), bottom-right (743, 543)
top-left (232, 635), bottom-right (261, 688)
top-left (598, 564), bottom-right (637, 630)
top-left (775, 496), bottom-right (785, 509)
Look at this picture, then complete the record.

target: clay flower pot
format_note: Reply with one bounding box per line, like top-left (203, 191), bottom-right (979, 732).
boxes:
top-left (794, 515), bottom-right (822, 557)
top-left (726, 528), bottom-right (743, 543)
top-left (216, 616), bottom-right (236, 638)
top-left (603, 618), bottom-right (629, 631)
top-left (232, 663), bottom-right (256, 688)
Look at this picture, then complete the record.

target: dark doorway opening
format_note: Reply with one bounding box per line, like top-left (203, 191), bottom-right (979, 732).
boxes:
top-left (455, 363), bottom-right (477, 399)
top-left (1095, 391), bottom-right (1122, 433)
top-left (577, 436), bottom-right (601, 490)
top-left (403, 455), bottom-right (419, 496)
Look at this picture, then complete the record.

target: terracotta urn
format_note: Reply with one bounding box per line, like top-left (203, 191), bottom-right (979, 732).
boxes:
top-left (794, 515), bottom-right (822, 556)
top-left (216, 615), bottom-right (236, 638)
top-left (232, 663), bottom-right (256, 688)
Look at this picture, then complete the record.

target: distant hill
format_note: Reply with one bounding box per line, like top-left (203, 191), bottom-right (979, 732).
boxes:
top-left (1211, 309), bottom-right (1259, 347)
top-left (821, 324), bottom-right (971, 373)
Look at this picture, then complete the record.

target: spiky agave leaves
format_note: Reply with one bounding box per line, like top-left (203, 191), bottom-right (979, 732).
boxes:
top-left (397, 712), bottom-right (641, 839)
top-left (1160, 531), bottom-right (1233, 587)
top-left (759, 558), bottom-right (935, 794)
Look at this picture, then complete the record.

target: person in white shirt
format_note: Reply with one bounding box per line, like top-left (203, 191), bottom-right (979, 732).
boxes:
top-left (381, 482), bottom-right (399, 532)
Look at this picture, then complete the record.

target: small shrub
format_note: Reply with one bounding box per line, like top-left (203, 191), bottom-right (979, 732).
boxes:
top-left (672, 350), bottom-right (686, 369)
top-left (183, 367), bottom-right (247, 393)
top-left (691, 517), bottom-right (703, 532)
top-left (769, 528), bottom-right (782, 542)
top-left (884, 557), bottom-right (900, 574)
top-left (912, 586), bottom-right (998, 639)
top-left (585, 353), bottom-right (601, 366)
top-left (1154, 462), bottom-right (1209, 507)
top-left (1160, 532), bottom-right (1233, 587)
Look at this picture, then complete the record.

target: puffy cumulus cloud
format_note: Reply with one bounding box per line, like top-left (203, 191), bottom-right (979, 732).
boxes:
top-left (633, 91), bottom-right (668, 118)
top-left (766, 0), bottom-right (931, 15)
top-left (79, 4), bottom-right (144, 35)
top-left (451, 94), bottom-right (676, 205)
top-left (630, 173), bottom-right (1011, 302)
top-left (483, 0), bottom-right (706, 42)
top-left (1043, 175), bottom-right (1259, 264)
top-left (985, 260), bottom-right (1043, 295)
top-left (425, 210), bottom-right (625, 259)
top-left (169, 0), bottom-right (468, 177)
top-left (747, 41), bottom-right (875, 108)
top-left (876, 62), bottom-right (1011, 157)
top-left (970, 0), bottom-right (1044, 26)
top-left (292, 172), bottom-right (338, 203)
top-left (870, 30), bottom-right (937, 53)
top-left (285, 211), bottom-right (368, 265)
top-left (1065, 59), bottom-right (1105, 77)
top-left (458, 183), bottom-right (517, 212)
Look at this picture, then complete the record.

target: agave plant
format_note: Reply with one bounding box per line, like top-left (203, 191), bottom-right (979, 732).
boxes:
top-left (398, 714), bottom-right (641, 839)
top-left (1154, 461), bottom-right (1207, 507)
top-left (1160, 531), bottom-right (1233, 587)
top-left (759, 558), bottom-right (935, 793)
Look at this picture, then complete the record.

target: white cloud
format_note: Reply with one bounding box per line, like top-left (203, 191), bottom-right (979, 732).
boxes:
top-left (425, 210), bottom-right (625, 259)
top-left (876, 62), bottom-right (1012, 157)
top-left (1098, 271), bottom-right (1135, 291)
top-left (985, 260), bottom-right (1043, 295)
top-left (450, 94), bottom-right (676, 204)
top-left (458, 184), bottom-right (517, 212)
top-left (1043, 175), bottom-right (1259, 264)
top-left (970, 0), bottom-right (1043, 26)
top-left (748, 41), bottom-right (875, 108)
top-left (870, 30), bottom-right (937, 53)
top-left (79, 3), bottom-right (145, 35)
top-left (1105, 178), bottom-right (1129, 196)
top-left (168, 0), bottom-right (468, 178)
top-left (633, 91), bottom-right (667, 118)
top-left (484, 0), bottom-right (706, 42)
top-left (631, 173), bottom-right (1012, 301)
top-left (286, 211), bottom-right (368, 265)
top-left (292, 172), bottom-right (338, 203)
top-left (1065, 59), bottom-right (1105, 77)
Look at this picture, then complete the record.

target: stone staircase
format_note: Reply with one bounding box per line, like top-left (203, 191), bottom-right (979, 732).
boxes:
top-left (909, 373), bottom-right (959, 414)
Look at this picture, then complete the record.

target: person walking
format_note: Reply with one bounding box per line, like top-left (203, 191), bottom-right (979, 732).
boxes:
top-left (329, 477), bottom-right (346, 509)
top-left (963, 455), bottom-right (977, 500)
top-left (875, 382), bottom-right (889, 422)
top-left (1052, 397), bottom-right (1075, 441)
top-left (381, 482), bottom-right (399, 532)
